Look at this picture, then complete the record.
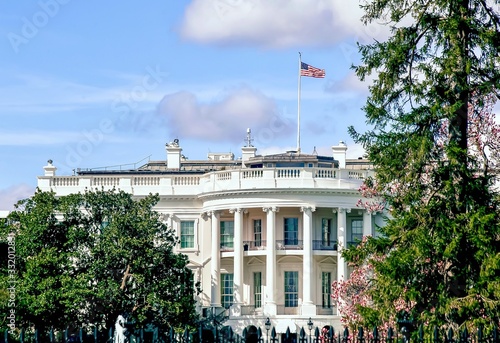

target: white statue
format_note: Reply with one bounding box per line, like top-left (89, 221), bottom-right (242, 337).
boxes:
top-left (114, 315), bottom-right (128, 343)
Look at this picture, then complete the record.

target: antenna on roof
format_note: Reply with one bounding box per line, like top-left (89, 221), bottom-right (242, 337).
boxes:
top-left (245, 128), bottom-right (254, 147)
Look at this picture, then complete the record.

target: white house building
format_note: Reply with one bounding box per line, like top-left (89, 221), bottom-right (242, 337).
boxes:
top-left (37, 134), bottom-right (383, 335)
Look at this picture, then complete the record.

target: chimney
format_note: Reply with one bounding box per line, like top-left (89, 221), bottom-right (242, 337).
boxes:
top-left (166, 139), bottom-right (182, 169)
top-left (43, 159), bottom-right (57, 176)
top-left (332, 141), bottom-right (347, 168)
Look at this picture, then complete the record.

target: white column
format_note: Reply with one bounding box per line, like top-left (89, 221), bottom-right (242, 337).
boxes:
top-left (336, 208), bottom-right (349, 316)
top-left (263, 206), bottom-right (278, 315)
top-left (301, 205), bottom-right (316, 315)
top-left (363, 210), bottom-right (373, 237)
top-left (210, 211), bottom-right (221, 307)
top-left (231, 208), bottom-right (245, 315)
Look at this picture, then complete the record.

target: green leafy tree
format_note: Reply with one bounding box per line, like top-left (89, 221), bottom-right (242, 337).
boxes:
top-left (1, 189), bottom-right (199, 330)
top-left (347, 0), bottom-right (500, 328)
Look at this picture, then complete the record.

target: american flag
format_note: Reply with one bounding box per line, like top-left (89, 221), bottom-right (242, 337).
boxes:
top-left (300, 62), bottom-right (325, 78)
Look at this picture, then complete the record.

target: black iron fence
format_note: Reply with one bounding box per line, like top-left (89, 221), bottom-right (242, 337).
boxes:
top-left (1, 324), bottom-right (499, 343)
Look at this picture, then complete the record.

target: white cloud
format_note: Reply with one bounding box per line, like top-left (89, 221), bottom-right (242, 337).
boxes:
top-left (325, 70), bottom-right (376, 97)
top-left (0, 70), bottom-right (169, 115)
top-left (157, 86), bottom-right (294, 142)
top-left (0, 184), bottom-right (34, 211)
top-left (179, 0), bottom-right (378, 48)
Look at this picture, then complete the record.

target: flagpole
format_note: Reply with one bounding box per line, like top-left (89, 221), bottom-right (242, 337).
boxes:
top-left (297, 52), bottom-right (302, 153)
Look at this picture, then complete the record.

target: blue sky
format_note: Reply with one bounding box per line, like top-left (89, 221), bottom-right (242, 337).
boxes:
top-left (0, 0), bottom-right (385, 210)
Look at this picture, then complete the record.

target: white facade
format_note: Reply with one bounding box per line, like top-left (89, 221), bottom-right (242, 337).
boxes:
top-left (37, 139), bottom-right (382, 334)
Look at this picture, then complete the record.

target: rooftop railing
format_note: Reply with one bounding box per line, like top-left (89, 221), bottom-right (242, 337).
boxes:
top-left (39, 167), bottom-right (374, 196)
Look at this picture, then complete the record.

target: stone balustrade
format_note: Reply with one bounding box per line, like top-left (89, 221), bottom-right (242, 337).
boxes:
top-left (38, 167), bottom-right (374, 196)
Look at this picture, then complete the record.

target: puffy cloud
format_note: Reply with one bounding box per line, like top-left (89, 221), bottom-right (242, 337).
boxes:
top-left (179, 0), bottom-right (376, 48)
top-left (157, 86), bottom-right (294, 143)
top-left (0, 184), bottom-right (34, 210)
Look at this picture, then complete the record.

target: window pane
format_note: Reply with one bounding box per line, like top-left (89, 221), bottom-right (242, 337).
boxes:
top-left (351, 219), bottom-right (363, 242)
top-left (254, 219), bottom-right (262, 247)
top-left (284, 271), bottom-right (298, 307)
top-left (322, 272), bottom-right (331, 308)
top-left (284, 218), bottom-right (298, 245)
top-left (221, 274), bottom-right (234, 309)
top-left (254, 272), bottom-right (262, 308)
top-left (180, 221), bottom-right (195, 248)
top-left (220, 221), bottom-right (234, 248)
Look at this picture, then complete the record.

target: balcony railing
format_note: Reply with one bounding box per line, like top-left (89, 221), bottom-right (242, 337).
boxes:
top-left (243, 240), bottom-right (267, 251)
top-left (346, 241), bottom-right (361, 248)
top-left (221, 240), bottom-right (338, 252)
top-left (39, 167), bottom-right (374, 196)
top-left (220, 244), bottom-right (234, 252)
top-left (275, 240), bottom-right (303, 250)
top-left (312, 240), bottom-right (338, 251)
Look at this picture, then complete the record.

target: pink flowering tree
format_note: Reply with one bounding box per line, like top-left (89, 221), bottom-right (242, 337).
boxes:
top-left (345, 91), bottom-right (500, 328)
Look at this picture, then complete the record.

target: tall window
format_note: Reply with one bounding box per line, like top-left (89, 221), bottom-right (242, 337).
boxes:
top-left (351, 219), bottom-right (363, 243)
top-left (322, 272), bottom-right (332, 308)
top-left (284, 218), bottom-right (298, 245)
top-left (284, 271), bottom-right (298, 307)
top-left (254, 219), bottom-right (262, 247)
top-left (220, 221), bottom-right (234, 249)
top-left (221, 273), bottom-right (234, 309)
top-left (254, 272), bottom-right (262, 308)
top-left (322, 218), bottom-right (332, 245)
top-left (180, 221), bottom-right (195, 248)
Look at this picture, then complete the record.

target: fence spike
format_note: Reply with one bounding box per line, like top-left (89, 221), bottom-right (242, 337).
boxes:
top-left (108, 327), bottom-right (113, 343)
top-left (433, 326), bottom-right (439, 343)
top-left (271, 327), bottom-right (277, 340)
top-left (169, 327), bottom-right (175, 342)
top-left (183, 327), bottom-right (190, 343)
top-left (49, 328), bottom-right (54, 343)
top-left (94, 326), bottom-right (98, 343)
top-left (461, 327), bottom-right (469, 343)
top-left (34, 328), bottom-right (39, 343)
top-left (357, 327), bottom-right (364, 341)
top-left (20, 328), bottom-right (24, 343)
top-left (343, 328), bottom-right (349, 343)
top-left (286, 327), bottom-right (291, 338)
top-left (447, 328), bottom-right (454, 343)
top-left (4, 330), bottom-right (9, 343)
top-left (492, 325), bottom-right (498, 343)
top-left (373, 326), bottom-right (379, 343)
top-left (79, 328), bottom-right (84, 343)
top-left (297, 327), bottom-right (306, 343)
top-left (387, 327), bottom-right (394, 342)
top-left (477, 325), bottom-right (483, 343)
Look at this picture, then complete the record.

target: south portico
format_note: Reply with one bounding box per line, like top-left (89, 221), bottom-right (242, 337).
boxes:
top-left (196, 202), bottom-right (374, 318)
